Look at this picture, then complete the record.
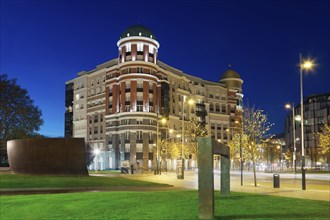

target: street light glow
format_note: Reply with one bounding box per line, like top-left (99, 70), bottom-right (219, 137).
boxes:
top-left (169, 129), bottom-right (173, 134)
top-left (161, 118), bottom-right (167, 124)
top-left (188, 99), bottom-right (194, 105)
top-left (94, 149), bottom-right (100, 155)
top-left (285, 103), bottom-right (291, 109)
top-left (295, 115), bottom-right (302, 121)
top-left (302, 60), bottom-right (314, 69)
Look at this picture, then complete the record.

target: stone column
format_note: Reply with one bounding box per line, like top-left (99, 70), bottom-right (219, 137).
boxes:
top-left (197, 137), bottom-right (214, 220)
top-left (221, 155), bottom-right (230, 197)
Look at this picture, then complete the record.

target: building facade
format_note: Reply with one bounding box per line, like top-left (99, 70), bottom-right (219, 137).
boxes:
top-left (65, 25), bottom-right (244, 170)
top-left (284, 93), bottom-right (330, 166)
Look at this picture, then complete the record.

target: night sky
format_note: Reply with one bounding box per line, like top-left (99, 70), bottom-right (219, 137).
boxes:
top-left (1, 0), bottom-right (329, 137)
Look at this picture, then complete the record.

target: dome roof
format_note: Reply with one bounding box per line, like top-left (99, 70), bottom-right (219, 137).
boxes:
top-left (120, 25), bottom-right (156, 40)
top-left (220, 65), bottom-right (241, 79)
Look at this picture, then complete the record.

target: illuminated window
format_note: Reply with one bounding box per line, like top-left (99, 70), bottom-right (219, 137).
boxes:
top-left (125, 144), bottom-right (130, 152)
top-left (126, 43), bottom-right (131, 52)
top-left (137, 43), bottom-right (143, 51)
top-left (137, 144), bottom-right (143, 152)
top-left (75, 94), bottom-right (80, 100)
top-left (149, 45), bottom-right (154, 54)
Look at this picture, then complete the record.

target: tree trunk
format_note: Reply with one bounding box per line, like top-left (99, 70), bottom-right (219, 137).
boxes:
top-left (252, 159), bottom-right (257, 187)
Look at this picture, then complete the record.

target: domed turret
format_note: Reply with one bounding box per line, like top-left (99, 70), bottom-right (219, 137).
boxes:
top-left (117, 25), bottom-right (159, 64)
top-left (120, 25), bottom-right (156, 40)
top-left (219, 65), bottom-right (243, 92)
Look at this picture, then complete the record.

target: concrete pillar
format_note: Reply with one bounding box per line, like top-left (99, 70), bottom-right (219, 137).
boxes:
top-left (197, 137), bottom-right (214, 220)
top-left (221, 155), bottom-right (230, 197)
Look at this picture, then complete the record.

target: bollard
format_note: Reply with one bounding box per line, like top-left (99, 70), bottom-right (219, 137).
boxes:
top-left (273, 174), bottom-right (280, 188)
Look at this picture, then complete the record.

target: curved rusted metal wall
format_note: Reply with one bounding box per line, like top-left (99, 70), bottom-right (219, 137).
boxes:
top-left (7, 138), bottom-right (88, 176)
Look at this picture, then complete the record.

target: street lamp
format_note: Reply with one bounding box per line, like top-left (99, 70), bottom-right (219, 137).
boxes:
top-left (155, 117), bottom-right (167, 175)
top-left (94, 149), bottom-right (100, 173)
top-left (234, 119), bottom-right (244, 186)
top-left (179, 95), bottom-right (194, 180)
top-left (299, 53), bottom-right (314, 190)
top-left (285, 103), bottom-right (297, 174)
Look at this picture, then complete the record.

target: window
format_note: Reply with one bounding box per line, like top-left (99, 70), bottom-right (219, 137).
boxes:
top-left (137, 105), bottom-right (143, 112)
top-left (75, 94), bottom-right (80, 100)
top-left (137, 43), bottom-right (143, 51)
top-left (125, 131), bottom-right (130, 140)
top-left (137, 67), bottom-right (143, 73)
top-left (136, 144), bottom-right (143, 153)
top-left (126, 43), bottom-right (131, 52)
top-left (216, 103), bottom-right (220, 112)
top-left (210, 103), bottom-right (214, 111)
top-left (149, 45), bottom-right (154, 54)
top-left (137, 119), bottom-right (143, 125)
top-left (222, 104), bottom-right (226, 113)
top-left (125, 144), bottom-right (130, 152)
top-left (137, 131), bottom-right (143, 140)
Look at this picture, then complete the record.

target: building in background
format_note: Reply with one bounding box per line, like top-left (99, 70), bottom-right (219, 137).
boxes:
top-left (284, 93), bottom-right (330, 167)
top-left (65, 25), bottom-right (244, 170)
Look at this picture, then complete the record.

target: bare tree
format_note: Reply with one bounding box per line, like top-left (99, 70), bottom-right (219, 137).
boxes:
top-left (185, 116), bottom-right (208, 166)
top-left (243, 105), bottom-right (274, 187)
top-left (315, 124), bottom-right (330, 167)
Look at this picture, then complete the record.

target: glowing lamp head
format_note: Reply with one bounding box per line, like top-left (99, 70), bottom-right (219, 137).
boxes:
top-left (161, 118), bottom-right (167, 124)
top-left (295, 115), bottom-right (302, 121)
top-left (302, 61), bottom-right (313, 69)
top-left (285, 104), bottom-right (291, 109)
top-left (169, 129), bottom-right (173, 134)
top-left (188, 99), bottom-right (194, 105)
top-left (94, 149), bottom-right (100, 155)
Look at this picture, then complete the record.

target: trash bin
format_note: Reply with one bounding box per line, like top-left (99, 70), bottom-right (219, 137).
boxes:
top-left (273, 174), bottom-right (280, 188)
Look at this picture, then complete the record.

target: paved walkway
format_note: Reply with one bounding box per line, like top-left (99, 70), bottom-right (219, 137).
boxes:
top-left (121, 170), bottom-right (330, 202)
top-left (1, 170), bottom-right (329, 202)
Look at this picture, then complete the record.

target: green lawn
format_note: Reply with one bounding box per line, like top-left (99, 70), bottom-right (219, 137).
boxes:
top-left (1, 191), bottom-right (329, 219)
top-left (0, 174), bottom-right (169, 189)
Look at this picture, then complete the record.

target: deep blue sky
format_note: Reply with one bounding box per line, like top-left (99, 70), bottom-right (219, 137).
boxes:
top-left (1, 0), bottom-right (329, 137)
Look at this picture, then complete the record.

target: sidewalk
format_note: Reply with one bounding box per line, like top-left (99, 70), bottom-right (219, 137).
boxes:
top-left (121, 170), bottom-right (330, 202)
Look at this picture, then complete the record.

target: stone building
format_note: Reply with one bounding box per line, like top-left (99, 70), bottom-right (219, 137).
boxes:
top-left (65, 25), bottom-right (244, 170)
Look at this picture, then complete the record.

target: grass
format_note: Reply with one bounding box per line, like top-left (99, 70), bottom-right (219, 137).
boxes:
top-left (88, 170), bottom-right (121, 174)
top-left (1, 191), bottom-right (329, 219)
top-left (0, 174), bottom-right (169, 189)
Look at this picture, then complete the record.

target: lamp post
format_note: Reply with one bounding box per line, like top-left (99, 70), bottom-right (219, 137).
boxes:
top-left (299, 53), bottom-right (314, 190)
top-left (179, 95), bottom-right (194, 180)
top-left (285, 103), bottom-right (297, 174)
top-left (155, 116), bottom-right (167, 175)
top-left (235, 119), bottom-right (244, 186)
